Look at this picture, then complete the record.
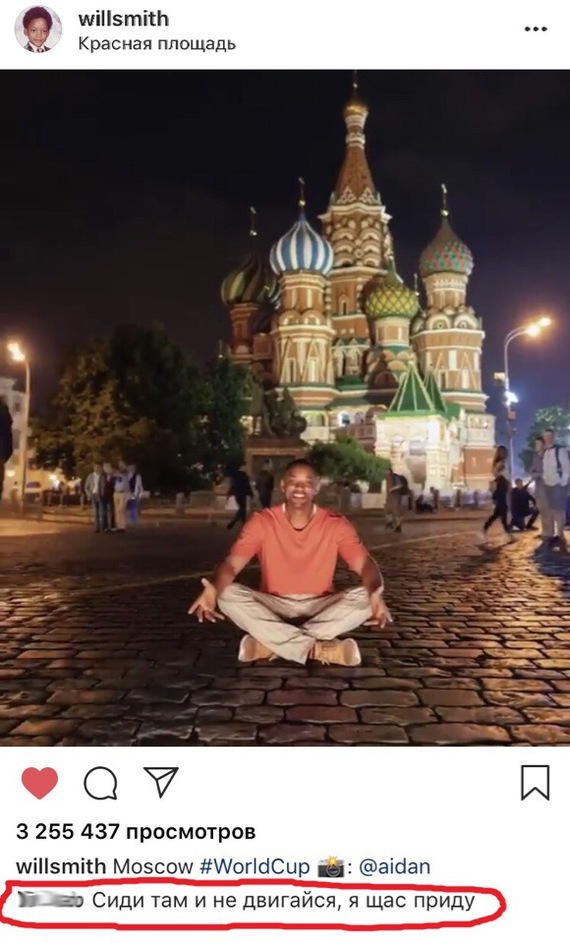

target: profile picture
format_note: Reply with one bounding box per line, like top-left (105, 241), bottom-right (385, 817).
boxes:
top-left (15, 6), bottom-right (62, 53)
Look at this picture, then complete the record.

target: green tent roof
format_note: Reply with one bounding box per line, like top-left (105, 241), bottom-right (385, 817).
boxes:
top-left (388, 362), bottom-right (435, 415)
top-left (423, 369), bottom-right (447, 415)
top-left (445, 401), bottom-right (461, 419)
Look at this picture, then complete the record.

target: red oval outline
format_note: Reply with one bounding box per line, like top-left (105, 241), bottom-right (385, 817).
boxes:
top-left (0, 877), bottom-right (507, 931)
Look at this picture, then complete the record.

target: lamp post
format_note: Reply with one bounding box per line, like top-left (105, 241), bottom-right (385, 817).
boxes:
top-left (502, 316), bottom-right (551, 481)
top-left (7, 342), bottom-right (30, 509)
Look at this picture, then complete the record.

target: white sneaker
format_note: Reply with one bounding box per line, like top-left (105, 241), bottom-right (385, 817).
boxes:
top-left (475, 532), bottom-right (489, 548)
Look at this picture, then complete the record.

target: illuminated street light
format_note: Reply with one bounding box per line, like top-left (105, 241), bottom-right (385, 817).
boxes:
top-left (7, 342), bottom-right (31, 509)
top-left (503, 317), bottom-right (552, 481)
top-left (7, 341), bottom-right (26, 362)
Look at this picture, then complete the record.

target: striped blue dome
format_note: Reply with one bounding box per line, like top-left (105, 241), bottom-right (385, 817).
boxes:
top-left (269, 210), bottom-right (333, 276)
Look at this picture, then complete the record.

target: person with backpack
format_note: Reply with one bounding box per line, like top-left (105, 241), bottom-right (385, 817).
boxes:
top-left (541, 427), bottom-right (570, 552)
top-left (385, 466), bottom-right (406, 532)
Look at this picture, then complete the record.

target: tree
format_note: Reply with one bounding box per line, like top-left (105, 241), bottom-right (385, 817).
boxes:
top-left (195, 355), bottom-right (251, 471)
top-left (32, 325), bottom-right (205, 490)
top-left (520, 406), bottom-right (570, 472)
top-left (308, 436), bottom-right (390, 489)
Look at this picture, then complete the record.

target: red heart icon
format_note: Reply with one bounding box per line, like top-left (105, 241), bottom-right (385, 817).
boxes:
top-left (22, 768), bottom-right (58, 799)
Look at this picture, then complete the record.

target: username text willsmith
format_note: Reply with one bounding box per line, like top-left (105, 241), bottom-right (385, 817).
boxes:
top-left (78, 10), bottom-right (169, 26)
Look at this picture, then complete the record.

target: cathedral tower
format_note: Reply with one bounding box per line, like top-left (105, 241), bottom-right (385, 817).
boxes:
top-left (319, 76), bottom-right (394, 384)
top-left (221, 208), bottom-right (278, 373)
top-left (414, 185), bottom-right (486, 413)
top-left (364, 259), bottom-right (419, 394)
top-left (269, 184), bottom-right (336, 409)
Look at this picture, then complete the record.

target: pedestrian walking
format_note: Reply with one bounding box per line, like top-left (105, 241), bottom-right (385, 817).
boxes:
top-left (477, 446), bottom-right (512, 547)
top-left (254, 461), bottom-right (274, 510)
top-left (113, 460), bottom-right (131, 532)
top-left (0, 399), bottom-right (13, 501)
top-left (384, 467), bottom-right (405, 532)
top-left (226, 463), bottom-right (253, 530)
top-left (84, 462), bottom-right (105, 532)
top-left (529, 436), bottom-right (548, 540)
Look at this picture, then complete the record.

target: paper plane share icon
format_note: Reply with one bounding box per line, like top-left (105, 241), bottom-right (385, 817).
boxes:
top-left (144, 767), bottom-right (179, 798)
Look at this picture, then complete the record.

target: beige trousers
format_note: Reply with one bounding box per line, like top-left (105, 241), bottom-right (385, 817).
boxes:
top-left (217, 583), bottom-right (372, 664)
top-left (542, 484), bottom-right (568, 541)
top-left (113, 492), bottom-right (130, 530)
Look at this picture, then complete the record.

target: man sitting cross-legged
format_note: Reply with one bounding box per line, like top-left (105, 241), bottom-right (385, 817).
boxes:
top-left (188, 459), bottom-right (391, 666)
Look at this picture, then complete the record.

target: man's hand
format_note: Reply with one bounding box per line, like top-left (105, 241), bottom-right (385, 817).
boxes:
top-left (188, 578), bottom-right (225, 624)
top-left (364, 588), bottom-right (392, 627)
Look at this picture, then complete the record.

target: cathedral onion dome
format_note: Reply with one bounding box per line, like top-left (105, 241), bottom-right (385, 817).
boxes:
top-left (269, 207), bottom-right (333, 277)
top-left (221, 252), bottom-right (277, 306)
top-left (419, 185), bottom-right (473, 278)
top-left (364, 260), bottom-right (419, 319)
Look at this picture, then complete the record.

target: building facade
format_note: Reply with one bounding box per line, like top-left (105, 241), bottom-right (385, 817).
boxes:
top-left (221, 86), bottom-right (495, 494)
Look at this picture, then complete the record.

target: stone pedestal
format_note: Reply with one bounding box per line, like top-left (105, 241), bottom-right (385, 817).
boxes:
top-left (245, 436), bottom-right (309, 481)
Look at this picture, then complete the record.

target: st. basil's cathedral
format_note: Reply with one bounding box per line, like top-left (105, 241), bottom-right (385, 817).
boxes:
top-left (220, 81), bottom-right (496, 494)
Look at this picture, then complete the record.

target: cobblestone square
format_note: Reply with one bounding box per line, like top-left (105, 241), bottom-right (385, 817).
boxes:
top-left (1, 516), bottom-right (569, 746)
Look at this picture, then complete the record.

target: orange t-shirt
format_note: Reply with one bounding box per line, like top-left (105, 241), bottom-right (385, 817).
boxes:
top-left (228, 506), bottom-right (366, 596)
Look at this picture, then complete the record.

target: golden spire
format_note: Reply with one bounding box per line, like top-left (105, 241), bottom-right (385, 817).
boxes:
top-left (413, 273), bottom-right (419, 296)
top-left (441, 183), bottom-right (449, 218)
top-left (343, 69), bottom-right (368, 119)
top-left (249, 206), bottom-right (257, 238)
top-left (298, 176), bottom-right (306, 210)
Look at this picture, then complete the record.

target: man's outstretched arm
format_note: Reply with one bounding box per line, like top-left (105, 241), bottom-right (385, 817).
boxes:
top-left (188, 516), bottom-right (262, 622)
top-left (337, 520), bottom-right (390, 627)
top-left (351, 551), bottom-right (384, 595)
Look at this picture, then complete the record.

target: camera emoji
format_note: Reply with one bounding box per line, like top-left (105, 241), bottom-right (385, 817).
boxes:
top-left (318, 856), bottom-right (344, 878)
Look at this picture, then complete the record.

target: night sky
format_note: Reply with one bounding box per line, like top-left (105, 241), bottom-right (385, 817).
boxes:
top-left (1, 70), bottom-right (569, 442)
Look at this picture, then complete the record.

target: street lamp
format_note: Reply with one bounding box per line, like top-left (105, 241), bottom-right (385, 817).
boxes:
top-left (7, 342), bottom-right (31, 509)
top-left (503, 317), bottom-right (551, 481)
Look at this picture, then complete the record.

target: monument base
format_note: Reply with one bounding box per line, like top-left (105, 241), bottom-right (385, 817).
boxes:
top-left (245, 436), bottom-right (309, 480)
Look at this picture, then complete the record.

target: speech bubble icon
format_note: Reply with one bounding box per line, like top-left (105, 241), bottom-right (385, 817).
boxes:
top-left (84, 767), bottom-right (118, 800)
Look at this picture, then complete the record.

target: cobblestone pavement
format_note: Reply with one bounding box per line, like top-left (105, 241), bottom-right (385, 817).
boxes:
top-left (1, 517), bottom-right (569, 747)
